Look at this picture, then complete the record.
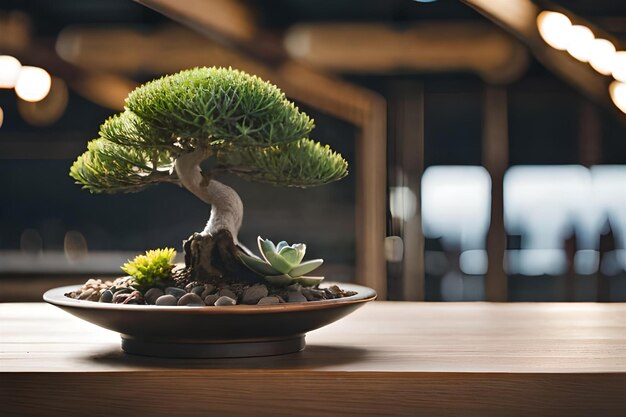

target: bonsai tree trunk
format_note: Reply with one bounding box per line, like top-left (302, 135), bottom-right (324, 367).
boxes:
top-left (175, 148), bottom-right (245, 281)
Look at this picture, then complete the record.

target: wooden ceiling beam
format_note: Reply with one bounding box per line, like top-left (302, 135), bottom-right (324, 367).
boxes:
top-left (284, 22), bottom-right (529, 84)
top-left (138, 0), bottom-right (256, 44)
top-left (462, 0), bottom-right (613, 108)
top-left (56, 25), bottom-right (377, 125)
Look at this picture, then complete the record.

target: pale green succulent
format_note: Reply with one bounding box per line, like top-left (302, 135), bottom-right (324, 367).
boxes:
top-left (238, 237), bottom-right (324, 287)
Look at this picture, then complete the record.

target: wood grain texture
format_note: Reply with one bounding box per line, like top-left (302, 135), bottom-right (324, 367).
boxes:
top-left (3, 302), bottom-right (626, 416)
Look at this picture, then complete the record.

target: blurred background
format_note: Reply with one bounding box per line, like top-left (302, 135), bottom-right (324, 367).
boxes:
top-left (0, 0), bottom-right (625, 302)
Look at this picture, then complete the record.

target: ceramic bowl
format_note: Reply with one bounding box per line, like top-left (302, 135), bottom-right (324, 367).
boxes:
top-left (44, 282), bottom-right (376, 358)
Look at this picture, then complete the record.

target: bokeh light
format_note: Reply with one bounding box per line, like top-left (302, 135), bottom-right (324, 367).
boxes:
top-left (14, 66), bottom-right (51, 102)
top-left (612, 51), bottom-right (626, 83)
top-left (566, 25), bottom-right (594, 62)
top-left (609, 80), bottom-right (626, 114)
top-left (0, 55), bottom-right (22, 88)
top-left (589, 39), bottom-right (616, 75)
top-left (537, 11), bottom-right (572, 51)
top-left (17, 77), bottom-right (69, 126)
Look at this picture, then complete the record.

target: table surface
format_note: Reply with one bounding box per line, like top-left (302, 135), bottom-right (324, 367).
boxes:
top-left (3, 301), bottom-right (626, 416)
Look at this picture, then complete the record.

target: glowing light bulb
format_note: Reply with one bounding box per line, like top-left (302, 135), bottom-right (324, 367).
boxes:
top-left (14, 66), bottom-right (51, 102)
top-left (0, 106), bottom-right (4, 128)
top-left (0, 55), bottom-right (21, 88)
top-left (609, 81), bottom-right (626, 114)
top-left (612, 51), bottom-right (626, 82)
top-left (537, 11), bottom-right (572, 51)
top-left (589, 39), bottom-right (616, 75)
top-left (566, 25), bottom-right (595, 62)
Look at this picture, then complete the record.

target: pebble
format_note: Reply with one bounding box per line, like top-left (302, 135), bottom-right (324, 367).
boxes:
top-left (122, 291), bottom-right (144, 304)
top-left (219, 289), bottom-right (238, 301)
top-left (99, 290), bottom-right (113, 303)
top-left (155, 294), bottom-right (178, 306)
top-left (190, 286), bottom-right (205, 296)
top-left (78, 288), bottom-right (95, 300)
top-left (301, 288), bottom-right (323, 301)
top-left (327, 285), bottom-right (343, 296)
top-left (178, 293), bottom-right (205, 306)
top-left (200, 284), bottom-right (216, 299)
top-left (112, 292), bottom-right (131, 304)
top-left (144, 288), bottom-right (164, 305)
top-left (204, 294), bottom-right (220, 306)
top-left (257, 296), bottom-right (281, 305)
top-left (214, 296), bottom-right (237, 306)
top-left (241, 284), bottom-right (268, 305)
top-left (165, 287), bottom-right (187, 299)
top-left (287, 292), bottom-right (308, 303)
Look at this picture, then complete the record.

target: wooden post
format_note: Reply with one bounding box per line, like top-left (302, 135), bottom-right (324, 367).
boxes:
top-left (483, 87), bottom-right (508, 301)
top-left (387, 81), bottom-right (425, 301)
top-left (356, 98), bottom-right (388, 300)
top-left (573, 101), bottom-right (602, 301)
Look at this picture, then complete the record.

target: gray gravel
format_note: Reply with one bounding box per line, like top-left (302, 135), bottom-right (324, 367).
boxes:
top-left (204, 294), bottom-right (220, 306)
top-left (190, 286), bottom-right (205, 296)
top-left (155, 294), bottom-right (178, 306)
top-left (219, 289), bottom-right (238, 301)
top-left (287, 292), bottom-right (308, 303)
top-left (200, 285), bottom-right (216, 299)
top-left (214, 295), bottom-right (237, 306)
top-left (257, 296), bottom-right (281, 305)
top-left (178, 293), bottom-right (205, 306)
top-left (165, 287), bottom-right (187, 299)
top-left (242, 284), bottom-right (268, 305)
top-left (98, 290), bottom-right (113, 303)
top-left (144, 288), bottom-right (164, 305)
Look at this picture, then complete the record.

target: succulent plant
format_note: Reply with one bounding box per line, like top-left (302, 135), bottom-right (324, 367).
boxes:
top-left (121, 248), bottom-right (176, 291)
top-left (238, 237), bottom-right (324, 287)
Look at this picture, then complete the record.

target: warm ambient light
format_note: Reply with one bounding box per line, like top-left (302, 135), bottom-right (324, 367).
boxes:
top-left (589, 39), bottom-right (616, 75)
top-left (537, 11), bottom-right (625, 81)
top-left (0, 106), bottom-right (4, 128)
top-left (18, 77), bottom-right (69, 126)
top-left (537, 11), bottom-right (572, 51)
top-left (609, 81), bottom-right (626, 114)
top-left (14, 66), bottom-right (51, 102)
top-left (566, 25), bottom-right (595, 62)
top-left (612, 51), bottom-right (626, 83)
top-left (0, 55), bottom-right (22, 88)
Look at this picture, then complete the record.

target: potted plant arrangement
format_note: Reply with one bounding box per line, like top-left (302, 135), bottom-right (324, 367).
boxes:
top-left (44, 67), bottom-right (376, 358)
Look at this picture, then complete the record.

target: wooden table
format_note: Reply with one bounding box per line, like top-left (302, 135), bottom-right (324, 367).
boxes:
top-left (2, 302), bottom-right (626, 416)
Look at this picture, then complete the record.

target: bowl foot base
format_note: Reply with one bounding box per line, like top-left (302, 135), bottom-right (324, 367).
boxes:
top-left (121, 335), bottom-right (305, 358)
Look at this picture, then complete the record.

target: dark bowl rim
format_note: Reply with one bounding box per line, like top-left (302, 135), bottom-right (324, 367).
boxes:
top-left (43, 282), bottom-right (377, 315)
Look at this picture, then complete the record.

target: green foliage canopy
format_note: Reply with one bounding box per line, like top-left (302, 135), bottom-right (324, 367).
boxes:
top-left (70, 67), bottom-right (348, 193)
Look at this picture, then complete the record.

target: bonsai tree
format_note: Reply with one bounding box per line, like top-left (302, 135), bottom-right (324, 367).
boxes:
top-left (70, 67), bottom-right (348, 284)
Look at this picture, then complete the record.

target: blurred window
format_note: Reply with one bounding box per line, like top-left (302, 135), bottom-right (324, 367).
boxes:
top-left (421, 165), bottom-right (626, 300)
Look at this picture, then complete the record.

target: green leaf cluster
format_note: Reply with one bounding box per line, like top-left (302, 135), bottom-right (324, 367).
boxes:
top-left (217, 138), bottom-right (348, 187)
top-left (121, 248), bottom-right (176, 291)
top-left (70, 139), bottom-right (176, 194)
top-left (125, 67), bottom-right (314, 147)
top-left (70, 67), bottom-right (347, 193)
